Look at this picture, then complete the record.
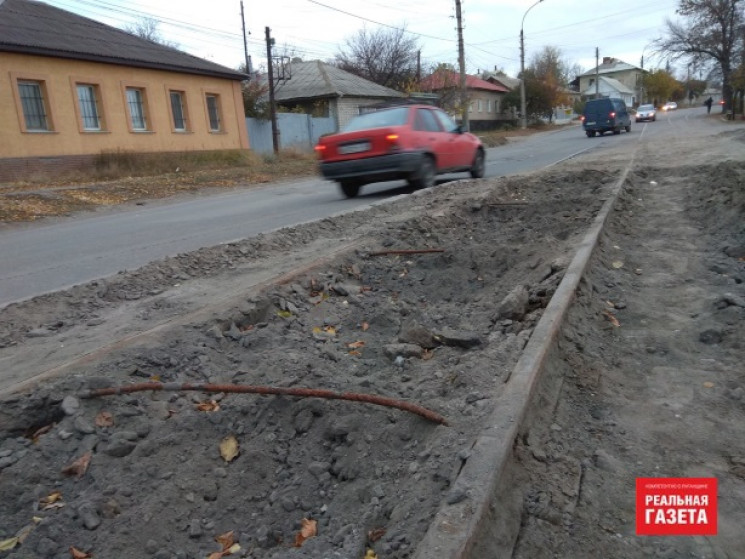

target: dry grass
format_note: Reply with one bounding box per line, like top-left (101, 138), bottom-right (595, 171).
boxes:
top-left (0, 125), bottom-right (554, 223)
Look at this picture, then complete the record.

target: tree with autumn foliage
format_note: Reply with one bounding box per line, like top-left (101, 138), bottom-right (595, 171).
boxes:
top-left (643, 69), bottom-right (683, 107)
top-left (656, 0), bottom-right (744, 112)
top-left (505, 46), bottom-right (573, 123)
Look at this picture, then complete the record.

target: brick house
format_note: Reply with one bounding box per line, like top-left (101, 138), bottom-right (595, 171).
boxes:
top-left (270, 60), bottom-right (404, 130)
top-left (0, 0), bottom-right (249, 182)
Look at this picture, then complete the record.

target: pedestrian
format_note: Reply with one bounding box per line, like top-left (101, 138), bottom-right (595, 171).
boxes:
top-left (705, 97), bottom-right (713, 114)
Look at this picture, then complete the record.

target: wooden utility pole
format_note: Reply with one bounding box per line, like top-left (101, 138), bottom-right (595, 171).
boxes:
top-left (595, 47), bottom-right (600, 98)
top-left (240, 1), bottom-right (252, 76)
top-left (455, 0), bottom-right (468, 131)
top-left (265, 26), bottom-right (279, 154)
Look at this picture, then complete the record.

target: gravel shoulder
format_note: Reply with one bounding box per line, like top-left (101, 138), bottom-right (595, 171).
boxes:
top-left (0, 117), bottom-right (743, 559)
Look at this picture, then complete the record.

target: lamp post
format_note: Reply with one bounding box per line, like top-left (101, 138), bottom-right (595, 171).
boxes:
top-left (520, 0), bottom-right (544, 129)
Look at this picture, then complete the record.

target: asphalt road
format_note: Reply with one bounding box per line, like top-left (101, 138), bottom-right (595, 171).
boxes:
top-left (0, 108), bottom-right (707, 307)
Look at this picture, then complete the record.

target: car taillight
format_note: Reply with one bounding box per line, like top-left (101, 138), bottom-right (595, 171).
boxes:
top-left (580, 115), bottom-right (585, 122)
top-left (386, 133), bottom-right (400, 151)
top-left (609, 111), bottom-right (616, 118)
top-left (314, 144), bottom-right (326, 154)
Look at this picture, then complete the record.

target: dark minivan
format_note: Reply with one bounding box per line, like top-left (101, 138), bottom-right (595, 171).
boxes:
top-left (581, 97), bottom-right (631, 137)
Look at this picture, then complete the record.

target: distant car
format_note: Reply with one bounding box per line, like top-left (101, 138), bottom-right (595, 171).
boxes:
top-left (314, 104), bottom-right (485, 198)
top-left (635, 104), bottom-right (656, 122)
top-left (581, 97), bottom-right (631, 137)
top-left (662, 101), bottom-right (678, 111)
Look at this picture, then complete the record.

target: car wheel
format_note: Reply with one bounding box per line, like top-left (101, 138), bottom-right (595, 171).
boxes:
top-left (625, 125), bottom-right (631, 132)
top-left (339, 181), bottom-right (361, 198)
top-left (409, 155), bottom-right (436, 189)
top-left (613, 128), bottom-right (621, 135)
top-left (586, 131), bottom-right (594, 138)
top-left (470, 149), bottom-right (485, 178)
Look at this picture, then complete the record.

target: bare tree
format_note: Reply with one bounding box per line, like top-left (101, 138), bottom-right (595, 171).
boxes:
top-left (334, 26), bottom-right (420, 90)
top-left (655, 0), bottom-right (744, 111)
top-left (125, 17), bottom-right (178, 49)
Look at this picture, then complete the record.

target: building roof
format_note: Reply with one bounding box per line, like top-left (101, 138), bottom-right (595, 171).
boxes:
top-left (0, 0), bottom-right (246, 80)
top-left (479, 72), bottom-right (520, 91)
top-left (580, 57), bottom-right (641, 77)
top-left (419, 70), bottom-right (510, 93)
top-left (272, 60), bottom-right (404, 102)
top-left (581, 76), bottom-right (635, 96)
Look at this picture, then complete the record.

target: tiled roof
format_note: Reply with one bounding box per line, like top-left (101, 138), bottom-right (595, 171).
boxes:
top-left (0, 0), bottom-right (246, 80)
top-left (272, 60), bottom-right (404, 101)
top-left (419, 70), bottom-right (509, 93)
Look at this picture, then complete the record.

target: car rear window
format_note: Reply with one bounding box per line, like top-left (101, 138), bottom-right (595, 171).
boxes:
top-left (639, 104), bottom-right (654, 111)
top-left (342, 107), bottom-right (410, 132)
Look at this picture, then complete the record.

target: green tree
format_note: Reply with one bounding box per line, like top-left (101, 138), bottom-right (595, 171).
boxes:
top-left (335, 26), bottom-right (420, 90)
top-left (656, 0), bottom-right (744, 112)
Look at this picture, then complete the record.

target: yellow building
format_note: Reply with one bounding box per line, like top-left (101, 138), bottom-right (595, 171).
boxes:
top-left (0, 0), bottom-right (249, 182)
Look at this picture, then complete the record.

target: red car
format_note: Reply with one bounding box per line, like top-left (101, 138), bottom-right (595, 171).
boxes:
top-left (314, 104), bottom-right (485, 198)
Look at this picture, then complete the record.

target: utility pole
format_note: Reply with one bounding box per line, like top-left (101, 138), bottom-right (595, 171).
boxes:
top-left (519, 0), bottom-right (544, 130)
top-left (454, 0), bottom-right (468, 131)
top-left (595, 47), bottom-right (599, 98)
top-left (265, 26), bottom-right (279, 154)
top-left (240, 1), bottom-right (252, 76)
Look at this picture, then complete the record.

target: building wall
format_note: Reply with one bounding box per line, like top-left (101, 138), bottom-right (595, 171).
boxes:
top-left (579, 70), bottom-right (640, 96)
top-left (1, 52), bottom-right (249, 162)
top-left (468, 90), bottom-right (504, 121)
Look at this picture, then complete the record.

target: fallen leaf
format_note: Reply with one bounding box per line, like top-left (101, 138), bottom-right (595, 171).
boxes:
top-left (196, 400), bottom-right (221, 412)
top-left (149, 375), bottom-right (161, 382)
top-left (611, 260), bottom-right (624, 269)
top-left (361, 321), bottom-right (369, 331)
top-left (367, 528), bottom-right (386, 542)
top-left (0, 537), bottom-right (18, 552)
top-left (364, 549), bottom-right (378, 559)
top-left (94, 411), bottom-right (114, 428)
top-left (602, 310), bottom-right (620, 327)
top-left (349, 350), bottom-right (362, 356)
top-left (219, 435), bottom-right (239, 463)
top-left (703, 381), bottom-right (715, 388)
top-left (277, 310), bottom-right (293, 318)
top-left (294, 518), bottom-right (317, 547)
top-left (16, 522), bottom-right (36, 544)
top-left (215, 531), bottom-right (235, 549)
top-left (29, 423), bottom-right (55, 442)
top-left (313, 325), bottom-right (336, 336)
top-left (61, 451), bottom-right (92, 478)
top-left (69, 547), bottom-right (92, 558)
top-left (347, 340), bottom-right (365, 349)
top-left (40, 491), bottom-right (64, 510)
top-left (422, 349), bottom-right (434, 361)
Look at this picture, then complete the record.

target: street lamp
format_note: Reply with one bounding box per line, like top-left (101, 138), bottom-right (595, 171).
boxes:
top-left (520, 0), bottom-right (544, 130)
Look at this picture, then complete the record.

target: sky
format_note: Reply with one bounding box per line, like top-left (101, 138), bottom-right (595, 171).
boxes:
top-left (42, 0), bottom-right (690, 79)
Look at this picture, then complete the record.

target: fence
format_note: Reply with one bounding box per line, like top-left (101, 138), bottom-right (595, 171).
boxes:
top-left (246, 113), bottom-right (336, 154)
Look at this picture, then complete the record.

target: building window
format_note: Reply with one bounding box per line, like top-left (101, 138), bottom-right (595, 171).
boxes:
top-left (18, 80), bottom-right (50, 131)
top-left (206, 94), bottom-right (221, 131)
top-left (76, 84), bottom-right (101, 130)
top-left (126, 87), bottom-right (148, 130)
top-left (170, 90), bottom-right (187, 131)
top-left (487, 99), bottom-right (492, 113)
top-left (477, 100), bottom-right (483, 112)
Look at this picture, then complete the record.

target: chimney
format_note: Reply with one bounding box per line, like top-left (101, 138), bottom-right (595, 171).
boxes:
top-left (602, 57), bottom-right (613, 65)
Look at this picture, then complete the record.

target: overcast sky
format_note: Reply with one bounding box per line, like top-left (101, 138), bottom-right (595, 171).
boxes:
top-left (45, 0), bottom-right (689, 78)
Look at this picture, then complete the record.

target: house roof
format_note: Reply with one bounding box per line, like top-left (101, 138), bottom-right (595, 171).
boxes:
top-left (419, 70), bottom-right (509, 93)
top-left (580, 57), bottom-right (640, 77)
top-left (0, 0), bottom-right (246, 81)
top-left (479, 72), bottom-right (520, 91)
top-left (581, 76), bottom-right (635, 96)
top-left (272, 60), bottom-right (404, 102)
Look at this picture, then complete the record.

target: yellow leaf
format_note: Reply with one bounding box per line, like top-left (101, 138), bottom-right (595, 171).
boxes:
top-left (226, 543), bottom-right (241, 554)
top-left (361, 322), bottom-right (369, 331)
top-left (364, 549), bottom-right (378, 559)
top-left (149, 375), bottom-right (161, 382)
top-left (611, 260), bottom-right (624, 269)
top-left (219, 435), bottom-right (239, 463)
top-left (277, 310), bottom-right (293, 318)
top-left (0, 537), bottom-right (19, 552)
top-left (294, 518), bottom-right (317, 547)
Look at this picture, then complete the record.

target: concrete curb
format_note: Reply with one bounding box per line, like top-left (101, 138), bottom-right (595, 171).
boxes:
top-left (413, 163), bottom-right (633, 558)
